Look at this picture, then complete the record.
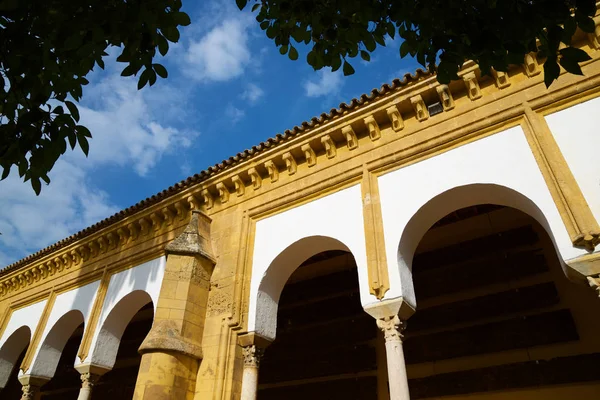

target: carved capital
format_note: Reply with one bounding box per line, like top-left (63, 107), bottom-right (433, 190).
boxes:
top-left (21, 384), bottom-right (37, 400)
top-left (242, 345), bottom-right (264, 368)
top-left (80, 372), bottom-right (102, 389)
top-left (376, 315), bottom-right (405, 343)
top-left (587, 275), bottom-right (600, 298)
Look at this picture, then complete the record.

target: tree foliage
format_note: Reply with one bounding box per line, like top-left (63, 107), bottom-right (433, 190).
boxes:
top-left (0, 0), bottom-right (190, 194)
top-left (239, 0), bottom-right (596, 88)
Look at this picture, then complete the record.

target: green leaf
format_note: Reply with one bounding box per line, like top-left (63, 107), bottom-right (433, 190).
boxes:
top-left (331, 55), bottom-right (342, 72)
top-left (260, 21), bottom-right (269, 30)
top-left (288, 46), bottom-right (299, 61)
top-left (68, 132), bottom-right (77, 150)
top-left (154, 63), bottom-right (168, 78)
top-left (121, 64), bottom-right (137, 77)
top-left (157, 35), bottom-right (169, 56)
top-left (559, 47), bottom-right (592, 63)
top-left (543, 58), bottom-right (560, 88)
top-left (363, 34), bottom-right (376, 52)
top-left (360, 50), bottom-right (370, 62)
top-left (162, 26), bottom-right (181, 43)
top-left (76, 125), bottom-right (92, 138)
top-left (173, 12), bottom-right (191, 26)
top-left (138, 68), bottom-right (151, 90)
top-left (559, 57), bottom-right (584, 75)
top-left (41, 174), bottom-right (50, 185)
top-left (31, 178), bottom-right (41, 196)
top-left (400, 41), bottom-right (410, 58)
top-left (342, 61), bottom-right (355, 76)
top-left (279, 45), bottom-right (288, 55)
top-left (65, 101), bottom-right (80, 122)
top-left (577, 15), bottom-right (595, 33)
top-left (252, 3), bottom-right (260, 12)
top-left (78, 135), bottom-right (90, 156)
top-left (236, 0), bottom-right (247, 10)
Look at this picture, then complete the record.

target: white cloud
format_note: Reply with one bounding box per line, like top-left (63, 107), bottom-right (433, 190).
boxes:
top-left (183, 17), bottom-right (253, 82)
top-left (225, 104), bottom-right (246, 124)
top-left (303, 69), bottom-right (343, 97)
top-left (240, 83), bottom-right (264, 104)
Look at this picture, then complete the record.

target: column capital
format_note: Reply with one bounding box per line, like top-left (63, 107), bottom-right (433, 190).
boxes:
top-left (587, 275), bottom-right (600, 298)
top-left (242, 345), bottom-right (264, 368)
top-left (18, 375), bottom-right (49, 400)
top-left (376, 315), bottom-right (405, 342)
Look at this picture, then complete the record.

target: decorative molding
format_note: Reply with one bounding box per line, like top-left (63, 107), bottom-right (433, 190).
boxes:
top-left (376, 315), bottom-right (405, 343)
top-left (264, 161), bottom-right (279, 183)
top-left (78, 269), bottom-right (110, 362)
top-left (364, 116), bottom-right (381, 141)
top-left (20, 291), bottom-right (57, 373)
top-left (410, 95), bottom-right (429, 122)
top-left (301, 144), bottom-right (317, 167)
top-left (463, 71), bottom-right (482, 100)
top-left (522, 106), bottom-right (600, 251)
top-left (248, 168), bottom-right (262, 190)
top-left (232, 175), bottom-right (245, 197)
top-left (492, 69), bottom-right (511, 89)
top-left (282, 152), bottom-right (298, 175)
top-left (436, 85), bottom-right (455, 111)
top-left (216, 182), bottom-right (230, 204)
top-left (386, 105), bottom-right (404, 132)
top-left (361, 169), bottom-right (390, 300)
top-left (321, 135), bottom-right (337, 159)
top-left (342, 125), bottom-right (358, 150)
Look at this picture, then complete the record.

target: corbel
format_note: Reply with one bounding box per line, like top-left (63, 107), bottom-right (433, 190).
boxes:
top-left (52, 257), bottom-right (63, 274)
top-left (30, 267), bottom-right (41, 282)
top-left (462, 72), bottom-right (482, 100)
top-left (264, 160), bottom-right (279, 182)
top-left (138, 217), bottom-right (151, 236)
top-left (301, 144), bottom-right (317, 167)
top-left (386, 105), bottom-right (404, 132)
top-left (174, 201), bottom-right (186, 220)
top-left (232, 175), bottom-right (245, 196)
top-left (436, 85), bottom-right (455, 111)
top-left (61, 254), bottom-right (72, 269)
top-left (282, 152), bottom-right (298, 175)
top-left (491, 69), bottom-right (511, 89)
top-left (410, 95), bottom-right (429, 122)
top-left (321, 135), bottom-right (337, 159)
top-left (201, 189), bottom-right (214, 210)
top-left (162, 207), bottom-right (175, 226)
top-left (106, 232), bottom-right (118, 250)
top-left (248, 168), bottom-right (262, 190)
top-left (97, 236), bottom-right (108, 254)
top-left (149, 212), bottom-right (163, 231)
top-left (342, 125), bottom-right (358, 150)
top-left (77, 245), bottom-right (90, 262)
top-left (23, 271), bottom-right (32, 285)
top-left (126, 222), bottom-right (139, 241)
top-left (363, 116), bottom-right (381, 141)
top-left (524, 53), bottom-right (541, 77)
top-left (116, 227), bottom-right (129, 245)
top-left (216, 182), bottom-right (230, 204)
top-left (70, 250), bottom-right (81, 266)
top-left (187, 195), bottom-right (200, 211)
top-left (88, 241), bottom-right (100, 258)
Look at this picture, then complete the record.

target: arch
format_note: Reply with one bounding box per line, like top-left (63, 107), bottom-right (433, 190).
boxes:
top-left (254, 235), bottom-right (355, 341)
top-left (88, 290), bottom-right (153, 369)
top-left (0, 326), bottom-right (30, 389)
top-left (397, 184), bottom-right (565, 306)
top-left (29, 310), bottom-right (84, 379)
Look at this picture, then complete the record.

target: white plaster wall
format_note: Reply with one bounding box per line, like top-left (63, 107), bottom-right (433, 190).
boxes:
top-left (248, 184), bottom-right (371, 339)
top-left (83, 256), bottom-right (164, 368)
top-left (545, 96), bottom-right (600, 227)
top-left (27, 280), bottom-right (100, 377)
top-left (378, 126), bottom-right (580, 307)
top-left (0, 299), bottom-right (47, 350)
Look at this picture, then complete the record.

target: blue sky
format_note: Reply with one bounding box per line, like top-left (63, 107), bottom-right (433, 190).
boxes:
top-left (0, 0), bottom-right (421, 266)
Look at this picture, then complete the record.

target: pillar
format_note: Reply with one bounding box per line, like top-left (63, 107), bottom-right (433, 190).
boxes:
top-left (238, 333), bottom-right (271, 400)
top-left (75, 364), bottom-right (109, 400)
top-left (377, 315), bottom-right (410, 400)
top-left (364, 298), bottom-right (414, 400)
top-left (18, 375), bottom-right (49, 400)
top-left (133, 211), bottom-right (216, 400)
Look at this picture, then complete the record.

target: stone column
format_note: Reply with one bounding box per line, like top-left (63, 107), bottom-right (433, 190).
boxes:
top-left (238, 333), bottom-right (271, 400)
top-left (18, 375), bottom-right (49, 400)
top-left (133, 211), bottom-right (216, 400)
top-left (377, 315), bottom-right (410, 400)
top-left (75, 364), bottom-right (109, 400)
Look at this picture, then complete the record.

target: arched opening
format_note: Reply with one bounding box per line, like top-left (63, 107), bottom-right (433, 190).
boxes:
top-left (36, 310), bottom-right (85, 399)
top-left (92, 300), bottom-right (154, 399)
top-left (0, 326), bottom-right (31, 398)
top-left (403, 204), bottom-right (600, 398)
top-left (257, 250), bottom-right (381, 400)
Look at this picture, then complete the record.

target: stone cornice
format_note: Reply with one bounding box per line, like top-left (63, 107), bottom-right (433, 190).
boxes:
top-left (2, 19), bottom-right (600, 291)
